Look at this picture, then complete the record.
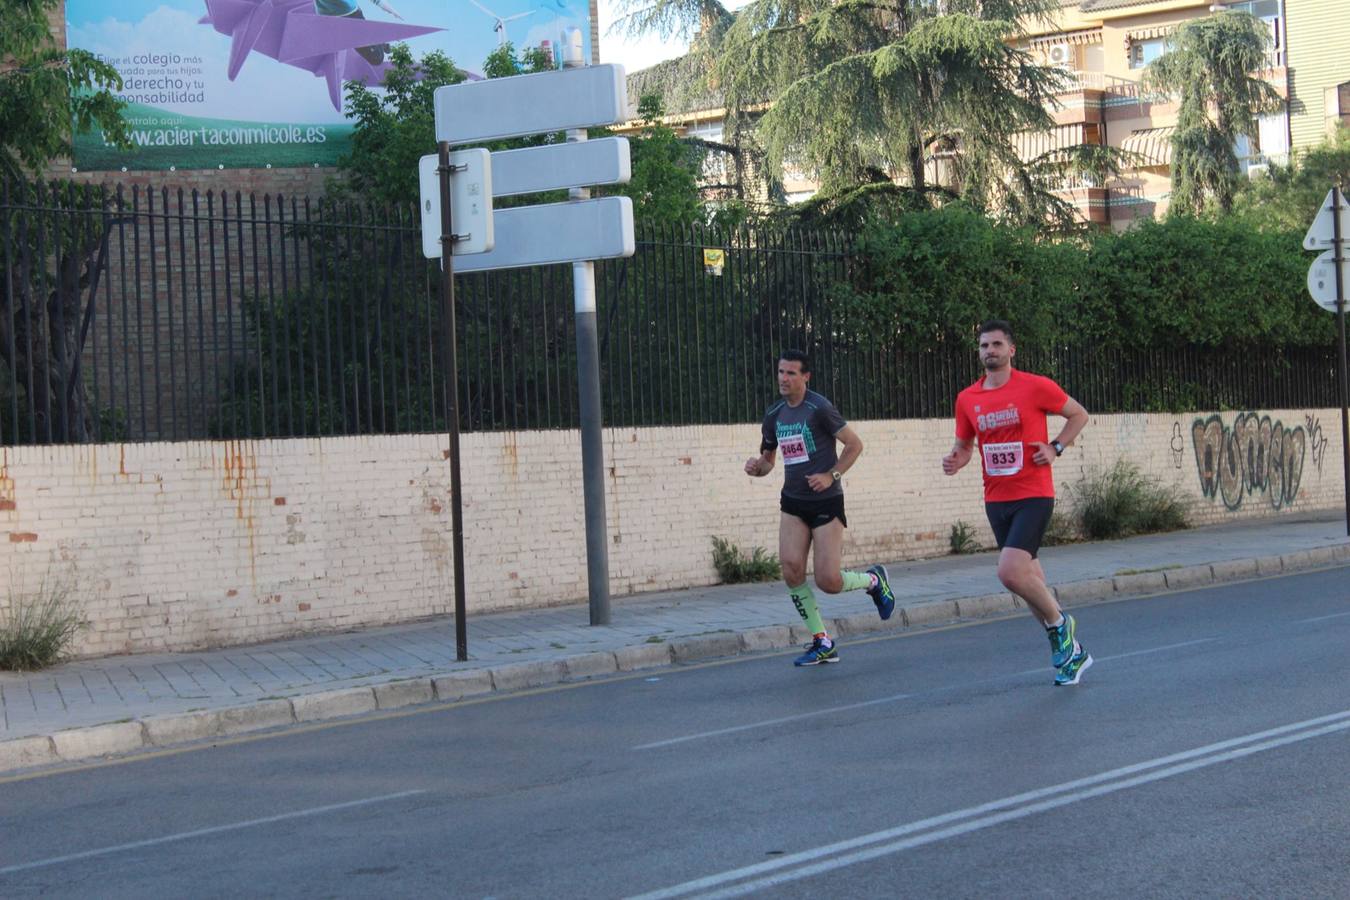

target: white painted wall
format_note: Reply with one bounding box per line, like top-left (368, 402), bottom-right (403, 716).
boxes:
top-left (1, 408), bottom-right (1338, 657)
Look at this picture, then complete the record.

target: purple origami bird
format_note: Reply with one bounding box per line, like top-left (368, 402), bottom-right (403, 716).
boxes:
top-left (200, 0), bottom-right (443, 110)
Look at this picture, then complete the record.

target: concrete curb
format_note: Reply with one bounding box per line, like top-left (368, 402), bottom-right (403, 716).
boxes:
top-left (3, 544), bottom-right (1347, 776)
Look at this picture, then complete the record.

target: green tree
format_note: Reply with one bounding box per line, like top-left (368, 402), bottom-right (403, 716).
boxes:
top-left (608, 94), bottom-right (706, 225)
top-left (480, 41), bottom-right (555, 80)
top-left (330, 44), bottom-right (467, 208)
top-left (616, 0), bottom-right (1111, 227)
top-left (1, 0), bottom-right (130, 442)
top-left (1, 0), bottom-right (129, 180)
top-left (1144, 10), bottom-right (1282, 216)
top-left (1233, 124), bottom-right (1350, 231)
top-left (215, 42), bottom-right (611, 438)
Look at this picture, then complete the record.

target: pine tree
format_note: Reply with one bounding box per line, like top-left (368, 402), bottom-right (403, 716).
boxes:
top-left (1144, 10), bottom-right (1282, 216)
top-left (616, 0), bottom-right (1113, 225)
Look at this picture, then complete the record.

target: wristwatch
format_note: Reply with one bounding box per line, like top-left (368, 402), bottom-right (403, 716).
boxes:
top-left (1051, 440), bottom-right (1065, 457)
top-left (831, 469), bottom-right (843, 481)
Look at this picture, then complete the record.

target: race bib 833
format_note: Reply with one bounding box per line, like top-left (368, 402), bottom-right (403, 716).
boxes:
top-left (982, 441), bottom-right (1023, 476)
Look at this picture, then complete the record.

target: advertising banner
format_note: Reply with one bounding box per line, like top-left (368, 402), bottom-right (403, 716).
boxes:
top-left (67, 0), bottom-right (593, 171)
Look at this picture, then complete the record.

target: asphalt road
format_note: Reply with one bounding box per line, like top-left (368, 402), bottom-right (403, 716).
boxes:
top-left (2, 567), bottom-right (1348, 899)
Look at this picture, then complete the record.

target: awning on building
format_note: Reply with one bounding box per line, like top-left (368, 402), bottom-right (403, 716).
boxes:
top-left (1120, 126), bottom-right (1176, 167)
top-left (1125, 24), bottom-right (1177, 44)
top-left (1031, 29), bottom-right (1104, 49)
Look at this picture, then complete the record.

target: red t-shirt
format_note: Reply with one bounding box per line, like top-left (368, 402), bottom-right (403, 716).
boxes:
top-left (954, 369), bottom-right (1069, 501)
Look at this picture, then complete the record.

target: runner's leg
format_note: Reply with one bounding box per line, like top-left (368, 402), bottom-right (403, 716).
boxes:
top-left (781, 513), bottom-right (826, 636)
top-left (996, 546), bottom-right (1061, 625)
top-left (810, 518), bottom-right (875, 592)
top-left (810, 518), bottom-right (847, 594)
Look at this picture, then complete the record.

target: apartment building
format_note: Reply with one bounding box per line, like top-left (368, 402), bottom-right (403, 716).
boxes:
top-left (1282, 0), bottom-right (1350, 150)
top-left (1023, 0), bottom-right (1345, 227)
top-left (622, 0), bottom-right (1348, 227)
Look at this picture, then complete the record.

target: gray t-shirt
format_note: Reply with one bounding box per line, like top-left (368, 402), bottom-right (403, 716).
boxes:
top-left (760, 390), bottom-right (847, 500)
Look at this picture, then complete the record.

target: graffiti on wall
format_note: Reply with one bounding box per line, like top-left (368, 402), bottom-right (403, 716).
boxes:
top-left (1192, 413), bottom-right (1307, 511)
top-left (1170, 422), bottom-right (1185, 469)
top-left (1305, 414), bottom-right (1329, 476)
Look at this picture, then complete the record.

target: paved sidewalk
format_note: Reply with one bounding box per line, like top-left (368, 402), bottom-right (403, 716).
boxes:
top-left (3, 513), bottom-right (1348, 773)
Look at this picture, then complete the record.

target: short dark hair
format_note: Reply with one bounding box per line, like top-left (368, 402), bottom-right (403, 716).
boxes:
top-left (779, 348), bottom-right (811, 373)
top-left (977, 319), bottom-right (1014, 343)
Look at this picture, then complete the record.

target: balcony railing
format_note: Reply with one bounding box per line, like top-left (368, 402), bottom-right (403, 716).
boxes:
top-left (1053, 70), bottom-right (1153, 101)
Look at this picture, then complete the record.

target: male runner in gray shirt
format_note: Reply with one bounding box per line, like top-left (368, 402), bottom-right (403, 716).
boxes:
top-left (744, 349), bottom-right (897, 665)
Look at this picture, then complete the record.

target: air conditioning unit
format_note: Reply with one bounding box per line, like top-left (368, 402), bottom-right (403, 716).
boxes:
top-left (1047, 44), bottom-right (1073, 66)
top-left (1247, 163), bottom-right (1270, 179)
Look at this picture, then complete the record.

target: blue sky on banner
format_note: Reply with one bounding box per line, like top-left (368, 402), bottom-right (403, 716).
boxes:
top-left (68, 0), bottom-right (594, 125)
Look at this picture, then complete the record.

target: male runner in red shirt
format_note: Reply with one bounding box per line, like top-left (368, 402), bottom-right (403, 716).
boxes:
top-left (941, 320), bottom-right (1093, 685)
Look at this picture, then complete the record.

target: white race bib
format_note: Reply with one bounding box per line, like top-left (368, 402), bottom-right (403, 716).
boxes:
top-left (780, 433), bottom-right (809, 465)
top-left (982, 441), bottom-right (1023, 476)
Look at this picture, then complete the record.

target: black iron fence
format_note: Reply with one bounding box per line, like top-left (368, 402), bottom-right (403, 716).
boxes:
top-left (0, 180), bottom-right (1339, 446)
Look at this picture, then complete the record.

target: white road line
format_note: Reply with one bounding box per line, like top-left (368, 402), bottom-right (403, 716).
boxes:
top-left (1296, 610), bottom-right (1350, 624)
top-left (636, 638), bottom-right (1220, 750)
top-left (633, 693), bottom-right (912, 750)
top-left (627, 709), bottom-right (1350, 900)
top-left (0, 789), bottom-right (427, 876)
top-left (1097, 638), bottom-right (1217, 662)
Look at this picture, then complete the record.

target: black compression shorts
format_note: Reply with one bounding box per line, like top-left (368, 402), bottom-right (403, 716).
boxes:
top-left (984, 497), bottom-right (1055, 558)
top-left (780, 493), bottom-right (847, 530)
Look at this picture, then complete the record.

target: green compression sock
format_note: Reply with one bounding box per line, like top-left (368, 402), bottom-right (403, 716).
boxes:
top-left (788, 583), bottom-right (826, 636)
top-left (841, 570), bottom-right (873, 592)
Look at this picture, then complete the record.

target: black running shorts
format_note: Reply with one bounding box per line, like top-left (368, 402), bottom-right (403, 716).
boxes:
top-left (984, 497), bottom-right (1055, 558)
top-left (780, 493), bottom-right (847, 530)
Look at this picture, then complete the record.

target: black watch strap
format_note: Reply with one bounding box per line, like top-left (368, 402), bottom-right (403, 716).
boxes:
top-left (1051, 440), bottom-right (1064, 456)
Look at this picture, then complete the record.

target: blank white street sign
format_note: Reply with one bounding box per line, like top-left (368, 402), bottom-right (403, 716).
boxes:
top-left (489, 138), bottom-right (630, 197)
top-left (1303, 188), bottom-right (1350, 250)
top-left (451, 197), bottom-right (634, 273)
top-left (1307, 249), bottom-right (1350, 311)
top-left (418, 149), bottom-right (494, 258)
top-left (434, 64), bottom-right (629, 145)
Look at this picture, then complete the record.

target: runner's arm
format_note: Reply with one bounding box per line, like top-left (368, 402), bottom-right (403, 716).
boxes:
top-left (833, 425), bottom-right (863, 475)
top-left (1053, 397), bottom-right (1089, 448)
top-left (745, 448), bottom-right (776, 477)
top-left (942, 437), bottom-right (974, 475)
top-left (1031, 397), bottom-right (1089, 465)
top-left (806, 425), bottom-right (861, 491)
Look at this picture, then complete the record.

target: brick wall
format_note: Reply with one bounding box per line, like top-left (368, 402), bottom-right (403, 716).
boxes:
top-left (1, 408), bottom-right (1341, 658)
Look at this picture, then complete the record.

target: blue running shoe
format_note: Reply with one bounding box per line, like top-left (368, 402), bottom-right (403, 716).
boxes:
top-left (794, 637), bottom-right (840, 666)
top-left (1054, 644), bottom-right (1093, 686)
top-left (1047, 614), bottom-right (1076, 668)
top-left (866, 564), bottom-right (896, 621)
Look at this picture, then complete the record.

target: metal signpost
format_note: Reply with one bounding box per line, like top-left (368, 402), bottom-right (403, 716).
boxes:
top-left (422, 38), bottom-right (632, 634)
top-left (419, 147), bottom-right (495, 661)
top-left (1304, 186), bottom-right (1350, 535)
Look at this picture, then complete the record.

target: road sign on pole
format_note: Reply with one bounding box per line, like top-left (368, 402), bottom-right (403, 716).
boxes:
top-left (434, 63), bottom-right (629, 144)
top-left (418, 149), bottom-right (494, 258)
top-left (417, 139), bottom-right (631, 255)
top-left (1303, 188), bottom-right (1350, 251)
top-left (489, 138), bottom-right (630, 197)
top-left (1303, 185), bottom-right (1350, 536)
top-left (1307, 249), bottom-right (1350, 311)
top-left (434, 142), bottom-right (470, 662)
top-left (448, 198), bottom-right (633, 273)
top-left (426, 35), bottom-right (634, 632)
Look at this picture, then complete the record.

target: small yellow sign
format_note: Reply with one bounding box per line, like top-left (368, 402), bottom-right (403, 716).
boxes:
top-left (703, 248), bottom-right (725, 276)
